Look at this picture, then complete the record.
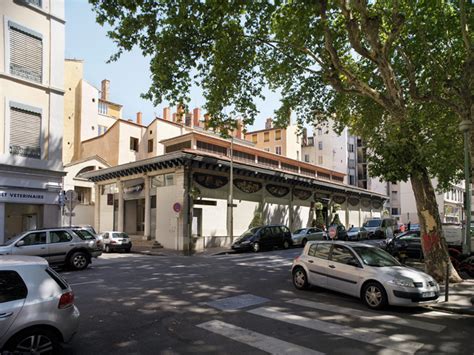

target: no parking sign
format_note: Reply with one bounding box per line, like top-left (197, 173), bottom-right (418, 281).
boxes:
top-left (328, 226), bottom-right (337, 240)
top-left (173, 202), bottom-right (182, 213)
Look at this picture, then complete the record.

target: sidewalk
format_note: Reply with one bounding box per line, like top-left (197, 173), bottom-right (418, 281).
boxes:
top-left (430, 280), bottom-right (474, 315)
top-left (131, 239), bottom-right (234, 257)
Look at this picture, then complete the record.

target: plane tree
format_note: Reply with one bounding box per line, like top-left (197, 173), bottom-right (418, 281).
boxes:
top-left (90, 0), bottom-right (472, 281)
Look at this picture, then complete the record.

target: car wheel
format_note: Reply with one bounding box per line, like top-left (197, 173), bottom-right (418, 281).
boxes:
top-left (69, 251), bottom-right (90, 270)
top-left (301, 238), bottom-right (308, 247)
top-left (292, 267), bottom-right (309, 290)
top-left (252, 242), bottom-right (260, 253)
top-left (105, 245), bottom-right (111, 253)
top-left (362, 281), bottom-right (388, 310)
top-left (5, 327), bottom-right (61, 354)
top-left (283, 239), bottom-right (291, 249)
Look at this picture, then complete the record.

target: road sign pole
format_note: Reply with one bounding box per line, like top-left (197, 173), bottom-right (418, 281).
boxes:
top-left (69, 198), bottom-right (73, 227)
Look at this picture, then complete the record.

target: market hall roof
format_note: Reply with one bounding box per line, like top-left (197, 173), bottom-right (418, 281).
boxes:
top-left (81, 150), bottom-right (388, 202)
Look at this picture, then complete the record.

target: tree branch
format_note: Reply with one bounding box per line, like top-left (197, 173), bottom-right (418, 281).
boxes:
top-left (460, 0), bottom-right (472, 52)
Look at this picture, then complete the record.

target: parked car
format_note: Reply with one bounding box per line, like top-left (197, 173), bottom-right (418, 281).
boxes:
top-left (231, 225), bottom-right (293, 252)
top-left (292, 228), bottom-right (327, 246)
top-left (0, 228), bottom-right (102, 270)
top-left (385, 231), bottom-right (422, 261)
top-left (363, 218), bottom-right (396, 239)
top-left (345, 227), bottom-right (368, 241)
top-left (292, 241), bottom-right (439, 309)
top-left (329, 224), bottom-right (348, 240)
top-left (0, 256), bottom-right (80, 353)
top-left (101, 231), bottom-right (132, 253)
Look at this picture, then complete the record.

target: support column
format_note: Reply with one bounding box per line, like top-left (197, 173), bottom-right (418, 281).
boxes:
top-left (345, 195), bottom-right (350, 228)
top-left (144, 176), bottom-right (151, 240)
top-left (94, 185), bottom-right (101, 233)
top-left (289, 188), bottom-right (294, 231)
top-left (358, 201), bottom-right (362, 227)
top-left (118, 180), bottom-right (124, 232)
top-left (0, 202), bottom-right (5, 244)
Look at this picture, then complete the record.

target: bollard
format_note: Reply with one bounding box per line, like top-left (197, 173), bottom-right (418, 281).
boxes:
top-left (445, 262), bottom-right (449, 302)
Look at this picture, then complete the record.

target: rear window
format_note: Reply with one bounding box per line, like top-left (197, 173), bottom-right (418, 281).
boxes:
top-left (74, 229), bottom-right (96, 240)
top-left (45, 267), bottom-right (69, 290)
top-left (0, 270), bottom-right (28, 303)
top-left (112, 233), bottom-right (129, 239)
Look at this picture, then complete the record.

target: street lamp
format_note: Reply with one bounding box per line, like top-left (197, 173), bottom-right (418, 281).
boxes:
top-left (228, 134), bottom-right (234, 244)
top-left (459, 119), bottom-right (472, 255)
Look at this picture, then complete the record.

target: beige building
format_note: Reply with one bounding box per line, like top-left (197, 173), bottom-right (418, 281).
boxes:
top-left (0, 0), bottom-right (65, 242)
top-left (245, 118), bottom-right (301, 160)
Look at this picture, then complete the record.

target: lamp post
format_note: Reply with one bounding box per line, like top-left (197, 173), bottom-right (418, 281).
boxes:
top-left (459, 120), bottom-right (472, 255)
top-left (228, 135), bottom-right (234, 244)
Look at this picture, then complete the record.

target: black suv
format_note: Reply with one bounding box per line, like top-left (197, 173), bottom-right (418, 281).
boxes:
top-left (231, 225), bottom-right (293, 252)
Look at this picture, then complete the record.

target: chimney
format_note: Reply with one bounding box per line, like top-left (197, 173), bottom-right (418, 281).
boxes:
top-left (193, 107), bottom-right (201, 127)
top-left (204, 113), bottom-right (210, 129)
top-left (136, 112), bottom-right (143, 125)
top-left (101, 79), bottom-right (110, 101)
top-left (163, 107), bottom-right (171, 121)
top-left (265, 118), bottom-right (273, 129)
top-left (185, 113), bottom-right (192, 127)
top-left (235, 119), bottom-right (243, 139)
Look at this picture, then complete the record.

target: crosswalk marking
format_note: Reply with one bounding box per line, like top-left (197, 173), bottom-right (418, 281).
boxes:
top-left (248, 307), bottom-right (424, 354)
top-left (287, 298), bottom-right (446, 333)
top-left (197, 320), bottom-right (324, 355)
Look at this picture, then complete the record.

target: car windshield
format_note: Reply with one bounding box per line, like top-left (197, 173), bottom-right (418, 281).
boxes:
top-left (112, 233), bottom-right (129, 239)
top-left (363, 220), bottom-right (381, 228)
top-left (294, 229), bottom-right (306, 234)
top-left (352, 246), bottom-right (401, 267)
top-left (239, 227), bottom-right (260, 239)
top-left (74, 229), bottom-right (96, 240)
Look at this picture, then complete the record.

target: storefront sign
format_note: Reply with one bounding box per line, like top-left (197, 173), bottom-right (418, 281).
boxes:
top-left (0, 189), bottom-right (58, 204)
top-left (124, 183), bottom-right (144, 194)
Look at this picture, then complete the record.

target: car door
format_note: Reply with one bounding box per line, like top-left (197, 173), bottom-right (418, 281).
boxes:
top-left (326, 244), bottom-right (363, 296)
top-left (306, 242), bottom-right (331, 287)
top-left (259, 227), bottom-right (272, 249)
top-left (0, 270), bottom-right (28, 339)
top-left (271, 226), bottom-right (283, 247)
top-left (48, 230), bottom-right (75, 263)
top-left (11, 231), bottom-right (47, 258)
top-left (404, 232), bottom-right (422, 259)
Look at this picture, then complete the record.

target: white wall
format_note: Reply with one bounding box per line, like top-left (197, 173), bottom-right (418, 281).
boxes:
top-left (80, 81), bottom-right (100, 142)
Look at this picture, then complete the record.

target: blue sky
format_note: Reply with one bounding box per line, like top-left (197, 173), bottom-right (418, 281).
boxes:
top-left (65, 1), bottom-right (281, 130)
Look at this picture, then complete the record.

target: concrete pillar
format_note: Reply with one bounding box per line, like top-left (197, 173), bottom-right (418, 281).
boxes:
top-left (144, 176), bottom-right (151, 240)
top-left (345, 195), bottom-right (350, 228)
top-left (358, 202), bottom-right (362, 227)
top-left (0, 202), bottom-right (5, 244)
top-left (118, 181), bottom-right (124, 232)
top-left (289, 188), bottom-right (294, 231)
top-left (94, 185), bottom-right (101, 233)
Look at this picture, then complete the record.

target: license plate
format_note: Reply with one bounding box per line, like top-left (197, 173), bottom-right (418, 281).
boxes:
top-left (422, 291), bottom-right (435, 298)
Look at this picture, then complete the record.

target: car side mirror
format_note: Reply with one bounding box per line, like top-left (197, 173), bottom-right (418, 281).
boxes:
top-left (16, 240), bottom-right (25, 247)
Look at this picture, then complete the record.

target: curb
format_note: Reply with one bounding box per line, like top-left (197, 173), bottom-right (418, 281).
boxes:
top-left (428, 304), bottom-right (474, 316)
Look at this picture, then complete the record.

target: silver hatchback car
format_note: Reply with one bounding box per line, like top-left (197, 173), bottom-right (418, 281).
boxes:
top-left (0, 256), bottom-right (80, 353)
top-left (292, 241), bottom-right (439, 309)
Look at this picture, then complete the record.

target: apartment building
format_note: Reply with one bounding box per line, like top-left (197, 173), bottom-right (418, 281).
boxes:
top-left (244, 118), bottom-right (301, 160)
top-left (0, 0), bottom-right (65, 242)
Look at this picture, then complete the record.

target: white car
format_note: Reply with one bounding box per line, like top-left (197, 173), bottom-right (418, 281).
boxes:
top-left (292, 241), bottom-right (440, 309)
top-left (100, 231), bottom-right (132, 253)
top-left (292, 227), bottom-right (327, 246)
top-left (0, 255), bottom-right (80, 353)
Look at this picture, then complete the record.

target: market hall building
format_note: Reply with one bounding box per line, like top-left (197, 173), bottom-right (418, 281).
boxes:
top-left (83, 131), bottom-right (387, 251)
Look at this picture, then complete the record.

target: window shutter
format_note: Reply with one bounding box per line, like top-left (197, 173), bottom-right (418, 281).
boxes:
top-left (10, 107), bottom-right (41, 159)
top-left (9, 24), bottom-right (42, 83)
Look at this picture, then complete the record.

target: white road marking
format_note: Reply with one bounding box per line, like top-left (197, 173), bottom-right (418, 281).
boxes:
top-left (287, 298), bottom-right (446, 333)
top-left (236, 261), bottom-right (293, 268)
top-left (248, 307), bottom-right (424, 354)
top-left (70, 280), bottom-right (103, 286)
top-left (197, 320), bottom-right (324, 355)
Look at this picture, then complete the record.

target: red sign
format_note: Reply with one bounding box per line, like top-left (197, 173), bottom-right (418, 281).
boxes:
top-left (173, 202), bottom-right (182, 213)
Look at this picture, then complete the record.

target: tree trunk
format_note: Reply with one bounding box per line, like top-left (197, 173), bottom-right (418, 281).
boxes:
top-left (410, 169), bottom-right (462, 282)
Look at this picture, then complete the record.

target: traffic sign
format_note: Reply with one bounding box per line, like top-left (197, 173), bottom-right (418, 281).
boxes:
top-left (65, 190), bottom-right (79, 211)
top-left (328, 226), bottom-right (337, 239)
top-left (173, 202), bottom-right (182, 213)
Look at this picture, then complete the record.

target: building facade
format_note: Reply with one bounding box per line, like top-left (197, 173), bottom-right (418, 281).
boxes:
top-left (0, 0), bottom-right (65, 243)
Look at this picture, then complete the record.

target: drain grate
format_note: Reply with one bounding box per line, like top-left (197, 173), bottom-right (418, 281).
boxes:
top-left (205, 294), bottom-right (269, 311)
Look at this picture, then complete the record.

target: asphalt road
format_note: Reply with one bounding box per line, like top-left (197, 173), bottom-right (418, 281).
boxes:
top-left (60, 249), bottom-right (474, 355)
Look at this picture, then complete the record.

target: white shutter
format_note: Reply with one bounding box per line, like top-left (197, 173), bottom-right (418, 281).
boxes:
top-left (9, 24), bottom-right (42, 83)
top-left (10, 107), bottom-right (41, 159)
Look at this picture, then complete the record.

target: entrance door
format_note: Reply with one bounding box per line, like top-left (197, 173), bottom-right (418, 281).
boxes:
top-left (22, 214), bottom-right (37, 231)
top-left (192, 208), bottom-right (202, 237)
top-left (137, 199), bottom-right (145, 233)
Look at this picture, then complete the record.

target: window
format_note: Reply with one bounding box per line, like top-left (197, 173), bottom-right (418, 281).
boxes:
top-left (45, 267), bottom-right (68, 290)
top-left (304, 154), bottom-right (310, 162)
top-left (9, 22), bottom-right (43, 83)
top-left (9, 104), bottom-right (41, 159)
top-left (73, 229), bottom-right (95, 240)
top-left (75, 186), bottom-right (91, 205)
top-left (24, 0), bottom-right (42, 7)
top-left (152, 173), bottom-right (176, 188)
top-left (50, 231), bottom-right (73, 244)
top-left (275, 146), bottom-right (282, 155)
top-left (308, 243), bottom-right (331, 259)
top-left (196, 141), bottom-right (227, 156)
top-left (318, 156), bottom-right (323, 164)
top-left (264, 132), bottom-right (270, 142)
top-left (21, 232), bottom-right (46, 246)
top-left (317, 128), bottom-right (323, 135)
top-left (349, 175), bottom-right (355, 185)
top-left (275, 130), bottom-right (281, 141)
top-left (148, 139), bottom-right (154, 153)
top-left (0, 271), bottom-right (28, 303)
top-left (98, 102), bottom-right (108, 115)
top-left (98, 125), bottom-right (107, 136)
top-left (130, 137), bottom-right (139, 152)
top-left (391, 208), bottom-right (399, 215)
top-left (165, 140), bottom-right (191, 153)
top-left (252, 134), bottom-right (258, 143)
top-left (330, 245), bottom-right (359, 266)
top-left (348, 144), bottom-right (354, 152)
top-left (318, 141), bottom-right (323, 150)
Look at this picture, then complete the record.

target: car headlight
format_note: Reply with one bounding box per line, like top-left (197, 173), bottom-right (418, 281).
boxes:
top-left (388, 279), bottom-right (415, 288)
